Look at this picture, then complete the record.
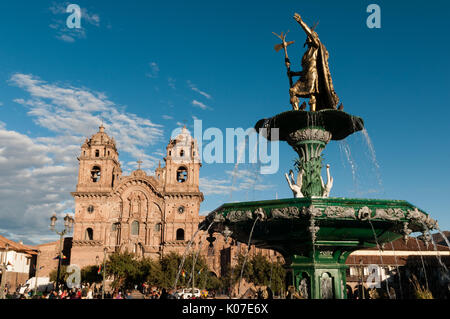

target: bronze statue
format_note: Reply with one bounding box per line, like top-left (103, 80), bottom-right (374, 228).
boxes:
top-left (274, 13), bottom-right (340, 112)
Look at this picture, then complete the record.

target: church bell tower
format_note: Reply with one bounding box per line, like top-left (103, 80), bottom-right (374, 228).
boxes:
top-left (76, 125), bottom-right (122, 193)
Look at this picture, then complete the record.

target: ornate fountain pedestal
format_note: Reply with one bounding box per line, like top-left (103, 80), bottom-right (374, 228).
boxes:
top-left (288, 250), bottom-right (349, 299)
top-left (256, 110), bottom-right (364, 198)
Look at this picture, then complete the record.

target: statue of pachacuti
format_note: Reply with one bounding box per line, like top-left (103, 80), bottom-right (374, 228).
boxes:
top-left (274, 13), bottom-right (340, 112)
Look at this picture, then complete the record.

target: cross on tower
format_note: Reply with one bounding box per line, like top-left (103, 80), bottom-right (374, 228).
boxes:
top-left (137, 160), bottom-right (143, 170)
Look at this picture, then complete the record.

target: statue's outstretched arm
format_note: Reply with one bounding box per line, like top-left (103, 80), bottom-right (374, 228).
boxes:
top-left (294, 13), bottom-right (319, 45)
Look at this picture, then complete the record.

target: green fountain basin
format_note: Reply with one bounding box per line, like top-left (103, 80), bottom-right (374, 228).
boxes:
top-left (201, 197), bottom-right (437, 299)
top-left (202, 198), bottom-right (436, 254)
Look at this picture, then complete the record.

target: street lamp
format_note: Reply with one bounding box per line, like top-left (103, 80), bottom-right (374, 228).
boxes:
top-left (102, 247), bottom-right (107, 299)
top-left (0, 243), bottom-right (10, 299)
top-left (49, 213), bottom-right (74, 289)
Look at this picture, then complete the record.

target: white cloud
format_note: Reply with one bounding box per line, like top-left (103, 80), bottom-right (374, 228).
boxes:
top-left (1, 73), bottom-right (166, 244)
top-left (10, 73), bottom-right (164, 158)
top-left (0, 126), bottom-right (76, 245)
top-left (82, 9), bottom-right (100, 27)
top-left (187, 81), bottom-right (212, 99)
top-left (146, 62), bottom-right (160, 78)
top-left (57, 34), bottom-right (76, 43)
top-left (168, 77), bottom-right (176, 89)
top-left (200, 168), bottom-right (274, 196)
top-left (49, 2), bottom-right (101, 42)
top-left (162, 115), bottom-right (173, 120)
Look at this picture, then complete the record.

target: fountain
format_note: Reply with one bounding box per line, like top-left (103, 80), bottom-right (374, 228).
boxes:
top-left (199, 13), bottom-right (439, 299)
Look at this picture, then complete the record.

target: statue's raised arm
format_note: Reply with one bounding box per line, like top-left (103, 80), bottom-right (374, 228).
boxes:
top-left (293, 13), bottom-right (319, 46)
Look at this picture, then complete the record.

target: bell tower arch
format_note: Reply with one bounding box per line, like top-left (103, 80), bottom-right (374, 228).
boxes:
top-left (76, 125), bottom-right (122, 193)
top-left (163, 126), bottom-right (201, 193)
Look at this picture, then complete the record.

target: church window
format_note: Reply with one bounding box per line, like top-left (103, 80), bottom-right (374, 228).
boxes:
top-left (111, 223), bottom-right (119, 231)
top-left (180, 149), bottom-right (184, 157)
top-left (176, 166), bottom-right (188, 183)
top-left (131, 221), bottom-right (139, 235)
top-left (178, 206), bottom-right (185, 214)
top-left (176, 228), bottom-right (185, 241)
top-left (155, 223), bottom-right (161, 232)
top-left (85, 228), bottom-right (94, 240)
top-left (87, 205), bottom-right (94, 214)
top-left (95, 150), bottom-right (100, 157)
top-left (91, 166), bottom-right (101, 182)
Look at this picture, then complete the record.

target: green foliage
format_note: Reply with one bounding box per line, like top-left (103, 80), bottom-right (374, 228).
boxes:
top-left (160, 252), bottom-right (220, 290)
top-left (410, 274), bottom-right (433, 299)
top-left (49, 265), bottom-right (68, 283)
top-left (140, 257), bottom-right (163, 287)
top-left (95, 250), bottom-right (224, 291)
top-left (160, 252), bottom-right (182, 288)
top-left (81, 265), bottom-right (102, 284)
top-left (105, 250), bottom-right (141, 290)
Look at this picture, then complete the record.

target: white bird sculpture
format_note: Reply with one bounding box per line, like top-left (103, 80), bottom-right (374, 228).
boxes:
top-left (285, 169), bottom-right (304, 198)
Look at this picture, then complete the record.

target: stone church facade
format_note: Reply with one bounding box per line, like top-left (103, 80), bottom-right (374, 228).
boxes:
top-left (70, 125), bottom-right (204, 269)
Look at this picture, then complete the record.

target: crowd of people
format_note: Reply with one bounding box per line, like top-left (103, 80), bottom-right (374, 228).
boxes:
top-left (4, 282), bottom-right (214, 299)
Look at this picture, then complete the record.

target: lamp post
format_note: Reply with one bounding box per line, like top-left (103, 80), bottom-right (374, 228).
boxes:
top-left (0, 243), bottom-right (10, 299)
top-left (49, 213), bottom-right (74, 289)
top-left (102, 247), bottom-right (107, 299)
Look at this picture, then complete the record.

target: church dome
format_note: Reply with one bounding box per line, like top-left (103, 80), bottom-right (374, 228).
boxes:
top-left (167, 126), bottom-right (200, 163)
top-left (86, 125), bottom-right (117, 148)
top-left (173, 126), bottom-right (193, 145)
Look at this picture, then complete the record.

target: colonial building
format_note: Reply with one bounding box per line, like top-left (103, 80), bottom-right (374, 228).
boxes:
top-left (70, 125), bottom-right (204, 269)
top-left (345, 236), bottom-right (450, 299)
top-left (0, 235), bottom-right (38, 292)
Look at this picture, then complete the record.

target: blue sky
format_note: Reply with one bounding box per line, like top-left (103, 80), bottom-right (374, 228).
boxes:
top-left (0, 0), bottom-right (449, 244)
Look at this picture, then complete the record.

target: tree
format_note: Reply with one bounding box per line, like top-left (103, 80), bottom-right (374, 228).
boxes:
top-left (49, 265), bottom-right (68, 283)
top-left (90, 250), bottom-right (230, 292)
top-left (160, 252), bottom-right (182, 288)
top-left (231, 253), bottom-right (285, 295)
top-left (81, 265), bottom-right (102, 284)
top-left (105, 250), bottom-right (141, 290)
top-left (139, 257), bottom-right (163, 287)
